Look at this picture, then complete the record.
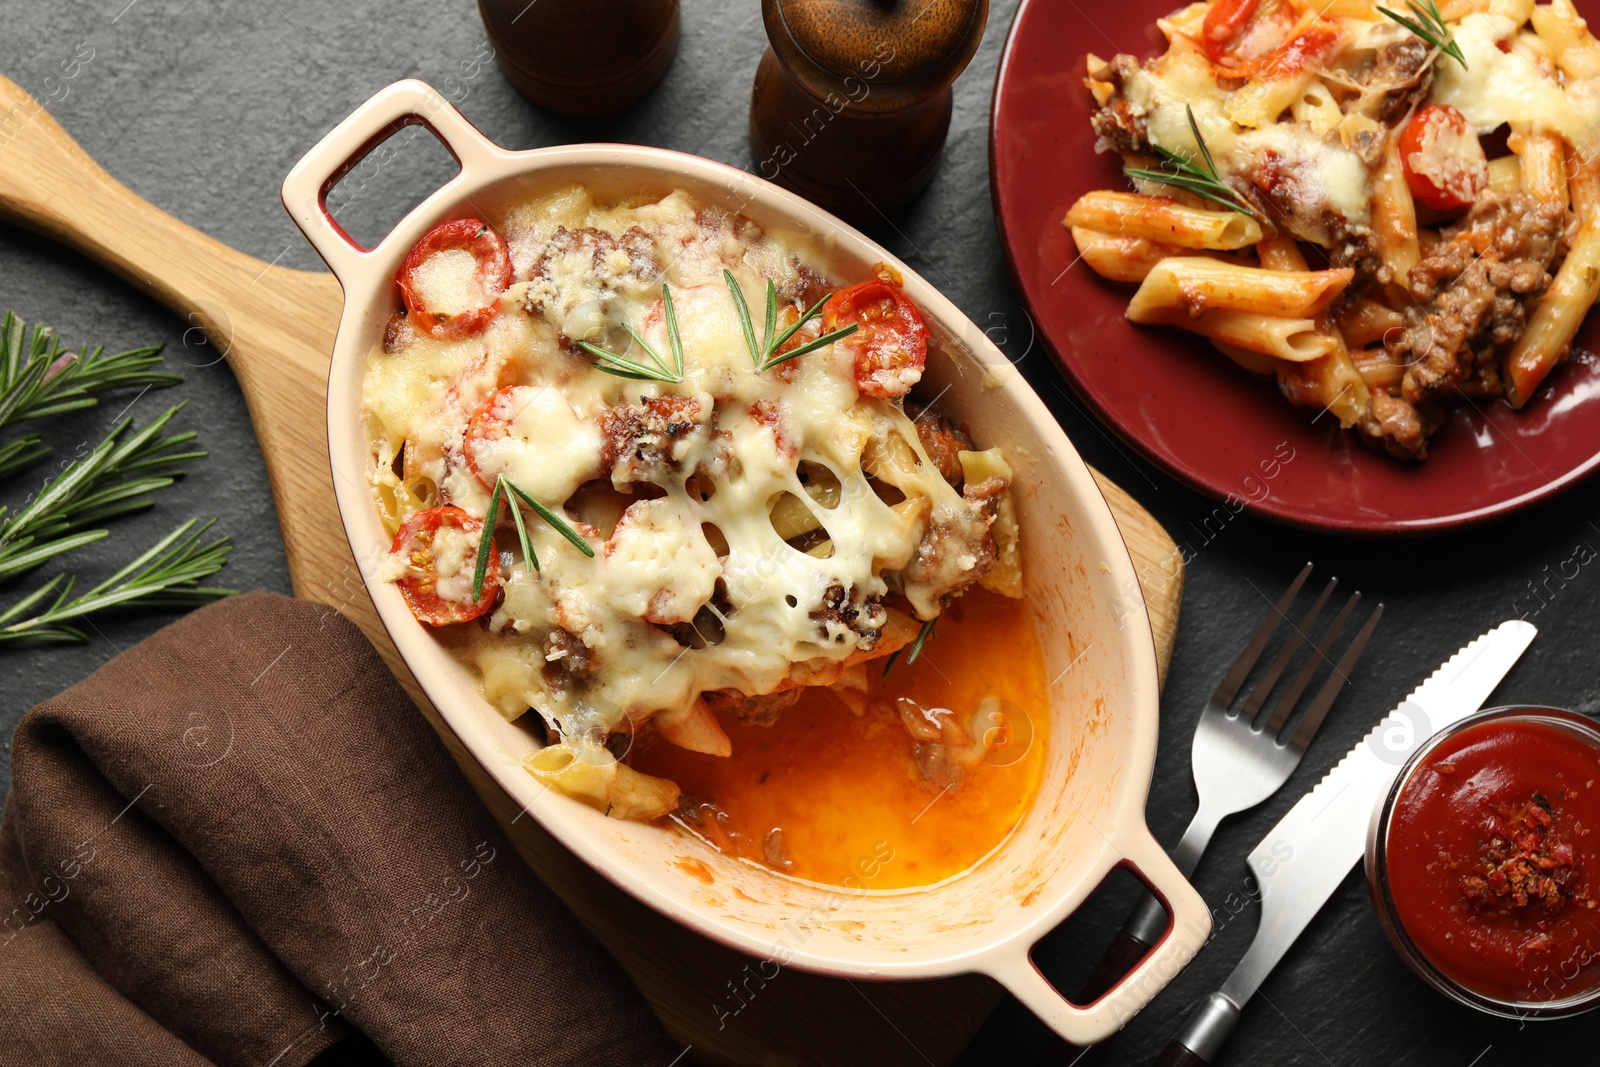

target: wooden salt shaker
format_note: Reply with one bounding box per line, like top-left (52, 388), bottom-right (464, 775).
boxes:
top-left (478, 0), bottom-right (680, 116)
top-left (751, 0), bottom-right (987, 223)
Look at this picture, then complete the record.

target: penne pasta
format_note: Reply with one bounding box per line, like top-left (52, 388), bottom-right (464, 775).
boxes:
top-left (1506, 163), bottom-right (1600, 406)
top-left (1372, 133), bottom-right (1420, 287)
top-left (1069, 227), bottom-right (1251, 283)
top-left (1487, 155), bottom-right (1525, 197)
top-left (1338, 299), bottom-right (1406, 348)
top-left (1128, 258), bottom-right (1354, 319)
top-left (1349, 346), bottom-right (1407, 392)
top-left (1256, 230), bottom-right (1309, 272)
top-left (1531, 0), bottom-right (1600, 80)
top-left (1510, 126), bottom-right (1571, 208)
top-left (1065, 190), bottom-right (1263, 251)
top-left (1132, 306), bottom-right (1338, 362)
top-left (1489, 0), bottom-right (1537, 22)
top-left (1277, 335), bottom-right (1373, 429)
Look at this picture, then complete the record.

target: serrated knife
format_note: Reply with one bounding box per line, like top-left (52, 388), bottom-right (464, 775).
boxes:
top-left (1155, 620), bottom-right (1538, 1066)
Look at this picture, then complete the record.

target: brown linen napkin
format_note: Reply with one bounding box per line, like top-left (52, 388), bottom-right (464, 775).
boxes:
top-left (0, 591), bottom-right (681, 1067)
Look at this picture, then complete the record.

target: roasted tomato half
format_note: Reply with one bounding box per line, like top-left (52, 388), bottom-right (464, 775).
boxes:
top-left (395, 218), bottom-right (514, 340)
top-left (1201, 0), bottom-right (1262, 60)
top-left (1399, 105), bottom-right (1489, 214)
top-left (823, 279), bottom-right (928, 399)
top-left (391, 505), bottom-right (500, 626)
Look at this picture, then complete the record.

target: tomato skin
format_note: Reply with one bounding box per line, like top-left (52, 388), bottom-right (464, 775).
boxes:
top-left (395, 219), bottom-right (514, 340)
top-left (823, 280), bottom-right (928, 399)
top-left (463, 386), bottom-right (521, 490)
top-left (392, 506), bottom-right (500, 626)
top-left (1398, 105), bottom-right (1488, 214)
top-left (1202, 0), bottom-right (1262, 60)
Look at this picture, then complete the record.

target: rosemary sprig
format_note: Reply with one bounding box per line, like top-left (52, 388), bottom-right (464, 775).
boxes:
top-left (722, 269), bottom-right (859, 373)
top-left (882, 617), bottom-right (938, 677)
top-left (1379, 0), bottom-right (1467, 70)
top-left (0, 311), bottom-right (179, 436)
top-left (1125, 106), bottom-right (1262, 221)
top-left (0, 404), bottom-right (204, 583)
top-left (0, 518), bottom-right (233, 643)
top-left (574, 285), bottom-right (686, 383)
top-left (471, 475), bottom-right (596, 600)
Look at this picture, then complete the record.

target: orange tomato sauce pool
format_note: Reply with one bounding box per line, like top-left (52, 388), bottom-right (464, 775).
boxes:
top-left (628, 588), bottom-right (1049, 889)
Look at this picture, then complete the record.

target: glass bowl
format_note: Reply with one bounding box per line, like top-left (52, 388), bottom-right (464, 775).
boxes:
top-left (1366, 706), bottom-right (1600, 1019)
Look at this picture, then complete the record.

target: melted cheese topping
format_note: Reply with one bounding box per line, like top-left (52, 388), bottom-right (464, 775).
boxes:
top-left (1119, 27), bottom-right (1373, 236)
top-left (409, 248), bottom-right (486, 315)
top-left (1434, 15), bottom-right (1600, 152)
top-left (364, 188), bottom-right (1016, 818)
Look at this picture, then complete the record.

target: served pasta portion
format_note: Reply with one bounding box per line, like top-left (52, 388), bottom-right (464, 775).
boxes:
top-left (1068, 0), bottom-right (1600, 459)
top-left (363, 188), bottom-right (1021, 822)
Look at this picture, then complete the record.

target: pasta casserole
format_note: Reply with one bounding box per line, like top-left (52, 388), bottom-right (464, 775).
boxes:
top-left (1067, 0), bottom-right (1600, 460)
top-left (363, 188), bottom-right (1021, 823)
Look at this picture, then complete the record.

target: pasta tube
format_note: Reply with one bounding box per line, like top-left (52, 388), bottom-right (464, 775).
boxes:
top-left (1065, 191), bottom-right (1263, 251)
top-left (1128, 258), bottom-right (1354, 319)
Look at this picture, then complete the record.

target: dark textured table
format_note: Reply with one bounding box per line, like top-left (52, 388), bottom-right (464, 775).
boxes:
top-left (1, 2), bottom-right (1596, 1065)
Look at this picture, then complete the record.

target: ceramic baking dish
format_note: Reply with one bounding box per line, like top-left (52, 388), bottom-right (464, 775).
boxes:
top-left (281, 79), bottom-right (1208, 1045)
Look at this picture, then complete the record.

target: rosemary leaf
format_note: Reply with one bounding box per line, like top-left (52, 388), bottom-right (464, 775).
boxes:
top-left (905, 617), bottom-right (937, 665)
top-left (498, 475), bottom-right (539, 575)
top-left (575, 285), bottom-right (687, 383)
top-left (0, 311), bottom-right (178, 436)
top-left (724, 271), bottom-right (859, 373)
top-left (504, 480), bottom-right (595, 558)
top-left (1380, 0), bottom-right (1467, 69)
top-left (0, 519), bottom-right (234, 643)
top-left (1125, 106), bottom-right (1261, 221)
top-left (471, 478), bottom-right (503, 602)
top-left (883, 617), bottom-right (939, 677)
top-left (0, 403), bottom-right (199, 581)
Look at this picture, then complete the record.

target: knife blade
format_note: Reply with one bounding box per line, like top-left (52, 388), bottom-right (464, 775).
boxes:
top-left (1157, 620), bottom-right (1537, 1067)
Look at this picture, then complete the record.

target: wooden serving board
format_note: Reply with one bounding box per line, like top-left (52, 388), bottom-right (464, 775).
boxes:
top-left (0, 75), bottom-right (1183, 1067)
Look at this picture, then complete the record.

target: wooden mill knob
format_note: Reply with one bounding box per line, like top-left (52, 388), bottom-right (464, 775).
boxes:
top-left (478, 0), bottom-right (679, 116)
top-left (751, 0), bottom-right (987, 223)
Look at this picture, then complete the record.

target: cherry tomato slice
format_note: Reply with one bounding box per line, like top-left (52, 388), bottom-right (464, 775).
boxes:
top-left (391, 505), bottom-right (500, 626)
top-left (1202, 0), bottom-right (1262, 61)
top-left (1398, 105), bottom-right (1488, 214)
top-left (823, 280), bottom-right (928, 399)
top-left (463, 386), bottom-right (523, 490)
top-left (395, 219), bottom-right (514, 340)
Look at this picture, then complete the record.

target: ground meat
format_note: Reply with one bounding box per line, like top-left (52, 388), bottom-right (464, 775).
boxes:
top-left (809, 583), bottom-right (886, 650)
top-left (1358, 391), bottom-right (1442, 462)
top-left (912, 741), bottom-right (962, 792)
top-left (703, 687), bottom-right (801, 726)
top-left (382, 312), bottom-right (416, 354)
top-left (903, 488), bottom-right (1001, 613)
top-left (904, 399), bottom-right (974, 489)
top-left (1088, 54), bottom-right (1150, 156)
top-left (1361, 36), bottom-right (1435, 124)
top-left (526, 226), bottom-right (660, 301)
top-left (789, 261), bottom-right (833, 308)
top-left (541, 626), bottom-right (595, 694)
top-left (1391, 193), bottom-right (1566, 405)
top-left (599, 395), bottom-right (710, 489)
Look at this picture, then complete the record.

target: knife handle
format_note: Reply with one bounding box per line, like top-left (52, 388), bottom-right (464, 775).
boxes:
top-left (1153, 1041), bottom-right (1209, 1067)
top-left (1153, 992), bottom-right (1239, 1066)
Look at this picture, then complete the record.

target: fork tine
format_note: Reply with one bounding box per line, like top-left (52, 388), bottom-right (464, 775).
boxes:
top-left (1239, 578), bottom-right (1338, 720)
top-left (1213, 563), bottom-right (1313, 707)
top-left (1286, 603), bottom-right (1385, 751)
top-left (1263, 590), bottom-right (1362, 737)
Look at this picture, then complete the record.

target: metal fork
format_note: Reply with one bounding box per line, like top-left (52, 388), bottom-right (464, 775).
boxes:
top-left (1057, 564), bottom-right (1384, 1035)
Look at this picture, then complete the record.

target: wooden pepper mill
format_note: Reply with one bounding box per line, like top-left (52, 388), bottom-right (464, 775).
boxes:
top-left (751, 0), bottom-right (987, 223)
top-left (478, 0), bottom-right (679, 116)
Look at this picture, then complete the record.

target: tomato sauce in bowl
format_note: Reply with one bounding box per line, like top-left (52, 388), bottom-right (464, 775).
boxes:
top-left (1369, 709), bottom-right (1600, 1015)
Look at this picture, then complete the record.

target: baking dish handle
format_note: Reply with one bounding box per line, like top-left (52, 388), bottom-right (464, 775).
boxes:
top-left (281, 79), bottom-right (501, 282)
top-left (984, 829), bottom-right (1211, 1047)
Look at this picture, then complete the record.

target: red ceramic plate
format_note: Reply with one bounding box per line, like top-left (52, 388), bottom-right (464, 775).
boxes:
top-left (991, 0), bottom-right (1600, 534)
